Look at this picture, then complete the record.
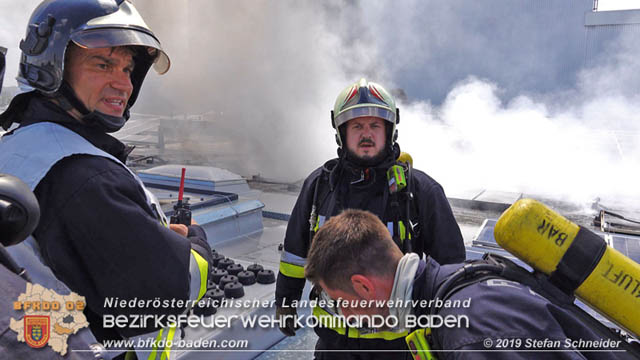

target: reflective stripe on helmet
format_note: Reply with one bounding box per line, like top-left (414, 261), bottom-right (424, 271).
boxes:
top-left (333, 106), bottom-right (396, 129)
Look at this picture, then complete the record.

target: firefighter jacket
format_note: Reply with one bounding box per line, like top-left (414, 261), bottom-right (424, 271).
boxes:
top-left (411, 257), bottom-right (633, 360)
top-left (0, 97), bottom-right (211, 359)
top-left (276, 156), bottom-right (465, 359)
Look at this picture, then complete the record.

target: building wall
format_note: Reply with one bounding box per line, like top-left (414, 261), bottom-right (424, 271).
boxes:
top-left (584, 9), bottom-right (640, 67)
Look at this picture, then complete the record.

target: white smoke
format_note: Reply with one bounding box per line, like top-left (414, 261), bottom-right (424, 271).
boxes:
top-left (134, 0), bottom-right (386, 180)
top-left (3, 0), bottom-right (639, 209)
top-left (596, 0), bottom-right (640, 11)
top-left (401, 27), bottom-right (640, 206)
top-left (401, 78), bottom-right (640, 205)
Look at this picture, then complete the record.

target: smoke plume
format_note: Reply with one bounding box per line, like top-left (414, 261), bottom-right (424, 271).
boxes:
top-left (3, 0), bottom-right (639, 208)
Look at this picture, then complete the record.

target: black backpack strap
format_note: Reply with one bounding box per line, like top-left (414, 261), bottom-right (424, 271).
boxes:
top-left (548, 226), bottom-right (607, 295)
top-left (423, 253), bottom-right (640, 357)
top-left (309, 159), bottom-right (339, 239)
top-left (404, 164), bottom-right (420, 252)
top-left (426, 259), bottom-right (504, 351)
top-left (477, 254), bottom-right (640, 358)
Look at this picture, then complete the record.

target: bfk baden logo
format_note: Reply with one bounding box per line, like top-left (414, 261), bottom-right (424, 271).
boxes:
top-left (24, 315), bottom-right (50, 348)
top-left (10, 283), bottom-right (89, 355)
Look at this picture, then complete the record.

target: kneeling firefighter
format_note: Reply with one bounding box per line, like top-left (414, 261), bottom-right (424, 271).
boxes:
top-left (406, 199), bottom-right (640, 359)
top-left (275, 78), bottom-right (465, 359)
top-left (0, 1), bottom-right (212, 359)
top-left (305, 208), bottom-right (640, 360)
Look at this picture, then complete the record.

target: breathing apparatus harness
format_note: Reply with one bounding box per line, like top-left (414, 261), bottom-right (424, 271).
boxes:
top-left (307, 148), bottom-right (419, 254)
top-left (405, 253), bottom-right (640, 360)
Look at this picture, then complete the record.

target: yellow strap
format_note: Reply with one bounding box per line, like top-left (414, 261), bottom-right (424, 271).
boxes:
top-left (147, 328), bottom-right (164, 360)
top-left (398, 221), bottom-right (405, 241)
top-left (279, 261), bottom-right (305, 279)
top-left (160, 326), bottom-right (177, 360)
top-left (313, 215), bottom-right (327, 233)
top-left (312, 306), bottom-right (408, 340)
top-left (190, 249), bottom-right (208, 300)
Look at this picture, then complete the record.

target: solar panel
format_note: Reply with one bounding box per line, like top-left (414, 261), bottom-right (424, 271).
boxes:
top-left (471, 218), bottom-right (500, 248)
top-left (472, 218), bottom-right (640, 264)
top-left (610, 234), bottom-right (640, 264)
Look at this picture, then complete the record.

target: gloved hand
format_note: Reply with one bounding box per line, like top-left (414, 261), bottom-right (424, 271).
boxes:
top-left (276, 306), bottom-right (299, 337)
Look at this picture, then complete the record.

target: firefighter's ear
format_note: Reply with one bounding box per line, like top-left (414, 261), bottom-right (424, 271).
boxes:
top-left (351, 274), bottom-right (375, 300)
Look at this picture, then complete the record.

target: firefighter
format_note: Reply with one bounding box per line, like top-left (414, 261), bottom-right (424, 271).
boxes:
top-left (0, 1), bottom-right (211, 358)
top-left (1, 50), bottom-right (102, 358)
top-left (275, 78), bottom-right (465, 359)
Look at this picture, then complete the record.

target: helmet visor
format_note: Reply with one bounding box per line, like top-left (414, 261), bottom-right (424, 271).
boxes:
top-left (71, 27), bottom-right (170, 74)
top-left (334, 106), bottom-right (396, 129)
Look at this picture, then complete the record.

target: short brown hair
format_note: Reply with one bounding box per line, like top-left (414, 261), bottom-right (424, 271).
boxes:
top-left (305, 209), bottom-right (402, 293)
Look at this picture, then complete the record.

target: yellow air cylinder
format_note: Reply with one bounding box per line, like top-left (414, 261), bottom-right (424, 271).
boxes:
top-left (494, 198), bottom-right (640, 337)
top-left (398, 152), bottom-right (413, 166)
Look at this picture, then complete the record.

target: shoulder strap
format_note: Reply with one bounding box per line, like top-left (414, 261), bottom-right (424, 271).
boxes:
top-left (387, 161), bottom-right (420, 253)
top-left (426, 253), bottom-right (640, 357)
top-left (308, 159), bottom-right (339, 238)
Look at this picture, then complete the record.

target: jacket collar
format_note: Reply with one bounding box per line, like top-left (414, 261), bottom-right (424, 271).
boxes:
top-left (17, 96), bottom-right (131, 163)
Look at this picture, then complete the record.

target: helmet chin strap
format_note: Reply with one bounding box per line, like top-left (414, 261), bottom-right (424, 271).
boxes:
top-left (81, 110), bottom-right (127, 133)
top-left (55, 81), bottom-right (129, 133)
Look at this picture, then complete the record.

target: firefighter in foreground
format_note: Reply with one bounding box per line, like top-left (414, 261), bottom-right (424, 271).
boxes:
top-left (305, 209), bottom-right (640, 360)
top-left (275, 78), bottom-right (465, 358)
top-left (0, 1), bottom-right (212, 358)
top-left (0, 172), bottom-right (102, 359)
top-left (0, 47), bottom-right (98, 360)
